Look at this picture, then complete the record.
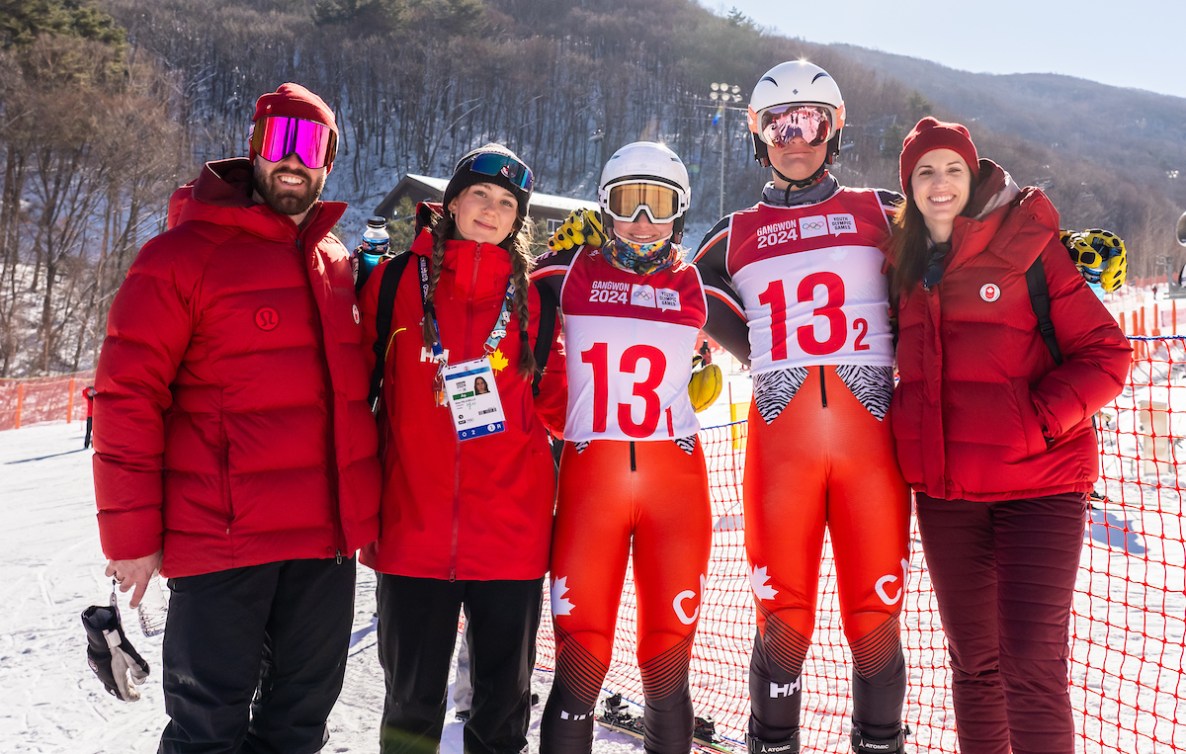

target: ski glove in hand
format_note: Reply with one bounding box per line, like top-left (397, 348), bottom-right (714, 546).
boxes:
top-left (1060, 228), bottom-right (1127, 292)
top-left (82, 596), bottom-right (150, 701)
top-left (547, 208), bottom-right (606, 252)
top-left (688, 342), bottom-right (723, 413)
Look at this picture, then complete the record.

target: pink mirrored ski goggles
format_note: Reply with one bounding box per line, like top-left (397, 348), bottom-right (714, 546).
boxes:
top-left (757, 105), bottom-right (833, 147)
top-left (251, 116), bottom-right (337, 169)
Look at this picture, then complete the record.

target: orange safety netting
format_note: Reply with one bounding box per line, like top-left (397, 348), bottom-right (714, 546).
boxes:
top-left (534, 336), bottom-right (1184, 752)
top-left (3, 338), bottom-right (1182, 752)
top-left (0, 371), bottom-right (95, 431)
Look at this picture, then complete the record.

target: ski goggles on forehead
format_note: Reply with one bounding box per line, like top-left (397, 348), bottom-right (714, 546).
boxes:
top-left (251, 116), bottom-right (336, 169)
top-left (758, 104), bottom-right (833, 147)
top-left (604, 181), bottom-right (682, 223)
top-left (465, 152), bottom-right (534, 193)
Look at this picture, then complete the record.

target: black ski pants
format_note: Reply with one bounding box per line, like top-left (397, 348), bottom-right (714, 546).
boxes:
top-left (158, 557), bottom-right (357, 754)
top-left (375, 574), bottom-right (543, 754)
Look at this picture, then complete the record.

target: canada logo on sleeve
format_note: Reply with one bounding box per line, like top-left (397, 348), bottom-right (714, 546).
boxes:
top-left (980, 283), bottom-right (1002, 302)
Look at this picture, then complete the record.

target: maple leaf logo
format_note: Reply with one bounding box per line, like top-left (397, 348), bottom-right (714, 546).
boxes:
top-left (749, 565), bottom-right (779, 602)
top-left (550, 575), bottom-right (575, 617)
top-left (487, 348), bottom-right (509, 373)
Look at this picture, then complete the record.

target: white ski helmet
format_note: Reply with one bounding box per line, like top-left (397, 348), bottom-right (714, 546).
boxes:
top-left (598, 141), bottom-right (692, 239)
top-left (747, 60), bottom-right (847, 167)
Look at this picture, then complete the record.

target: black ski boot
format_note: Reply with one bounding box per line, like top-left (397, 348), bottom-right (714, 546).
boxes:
top-left (850, 726), bottom-right (907, 753)
top-left (746, 730), bottom-right (800, 754)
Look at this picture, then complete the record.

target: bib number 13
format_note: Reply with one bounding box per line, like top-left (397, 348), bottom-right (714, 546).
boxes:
top-left (581, 342), bottom-right (672, 438)
top-left (758, 272), bottom-right (869, 359)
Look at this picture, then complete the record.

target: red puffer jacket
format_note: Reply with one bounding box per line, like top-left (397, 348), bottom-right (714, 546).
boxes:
top-left (92, 158), bottom-right (381, 577)
top-left (892, 161), bottom-right (1131, 502)
top-left (359, 216), bottom-right (566, 581)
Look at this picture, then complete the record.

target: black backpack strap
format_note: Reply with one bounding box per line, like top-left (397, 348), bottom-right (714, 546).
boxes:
top-left (1026, 255), bottom-right (1063, 365)
top-left (531, 281), bottom-right (559, 397)
top-left (369, 252), bottom-right (413, 412)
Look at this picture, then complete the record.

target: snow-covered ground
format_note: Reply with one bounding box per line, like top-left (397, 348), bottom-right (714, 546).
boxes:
top-left (0, 421), bottom-right (647, 754)
top-left (3, 320), bottom-right (1183, 753)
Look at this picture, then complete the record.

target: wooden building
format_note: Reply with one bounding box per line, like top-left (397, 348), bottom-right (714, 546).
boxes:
top-left (374, 173), bottom-right (597, 236)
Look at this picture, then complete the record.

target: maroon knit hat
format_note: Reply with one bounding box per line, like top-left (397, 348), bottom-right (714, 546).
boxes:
top-left (899, 116), bottom-right (979, 193)
top-left (249, 83), bottom-right (338, 163)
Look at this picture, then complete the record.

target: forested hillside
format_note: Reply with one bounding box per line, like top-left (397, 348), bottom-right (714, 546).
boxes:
top-left (1, 0), bottom-right (1181, 377)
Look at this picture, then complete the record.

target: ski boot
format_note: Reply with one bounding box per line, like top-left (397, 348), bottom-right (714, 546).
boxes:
top-left (850, 725), bottom-right (908, 753)
top-left (746, 730), bottom-right (799, 754)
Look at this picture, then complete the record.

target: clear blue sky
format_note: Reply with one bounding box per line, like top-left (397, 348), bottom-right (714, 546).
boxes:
top-left (704, 1), bottom-right (1186, 100)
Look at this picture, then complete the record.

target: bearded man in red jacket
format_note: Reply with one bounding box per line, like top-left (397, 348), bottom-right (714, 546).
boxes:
top-left (92, 83), bottom-right (381, 753)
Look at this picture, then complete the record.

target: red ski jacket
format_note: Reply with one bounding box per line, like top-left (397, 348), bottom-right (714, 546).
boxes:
top-left (359, 217), bottom-right (566, 581)
top-left (891, 161), bottom-right (1131, 502)
top-left (92, 158), bottom-right (382, 577)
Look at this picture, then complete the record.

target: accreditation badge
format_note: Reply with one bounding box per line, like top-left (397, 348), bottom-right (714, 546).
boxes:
top-left (443, 357), bottom-right (506, 441)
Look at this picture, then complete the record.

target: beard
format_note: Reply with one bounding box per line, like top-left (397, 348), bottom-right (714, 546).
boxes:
top-left (253, 164), bottom-right (326, 218)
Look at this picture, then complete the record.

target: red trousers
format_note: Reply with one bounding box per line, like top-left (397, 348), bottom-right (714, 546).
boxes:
top-left (540, 439), bottom-right (711, 754)
top-left (916, 492), bottom-right (1086, 754)
top-left (744, 366), bottom-right (910, 742)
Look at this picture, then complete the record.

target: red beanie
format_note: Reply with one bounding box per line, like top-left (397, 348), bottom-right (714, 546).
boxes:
top-left (250, 83), bottom-right (338, 162)
top-left (899, 117), bottom-right (979, 193)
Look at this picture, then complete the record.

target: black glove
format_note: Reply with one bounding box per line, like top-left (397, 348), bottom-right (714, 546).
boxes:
top-left (82, 595), bottom-right (150, 701)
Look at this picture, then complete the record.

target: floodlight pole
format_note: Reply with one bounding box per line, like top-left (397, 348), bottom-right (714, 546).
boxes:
top-left (709, 82), bottom-right (744, 219)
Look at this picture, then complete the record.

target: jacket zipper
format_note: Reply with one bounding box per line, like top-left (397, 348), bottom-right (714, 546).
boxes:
top-left (448, 243), bottom-right (484, 580)
top-left (222, 431), bottom-right (234, 534)
top-left (818, 365), bottom-right (828, 408)
top-left (300, 234), bottom-right (346, 559)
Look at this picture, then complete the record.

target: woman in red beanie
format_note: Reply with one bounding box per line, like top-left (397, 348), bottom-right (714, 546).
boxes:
top-left (886, 117), bottom-right (1131, 754)
top-left (358, 143), bottom-right (566, 754)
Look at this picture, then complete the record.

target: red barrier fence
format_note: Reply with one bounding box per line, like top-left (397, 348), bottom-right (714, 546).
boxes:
top-left (0, 371), bottom-right (95, 431)
top-left (533, 336), bottom-right (1184, 753)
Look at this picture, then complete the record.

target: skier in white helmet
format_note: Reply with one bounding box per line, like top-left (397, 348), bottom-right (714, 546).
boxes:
top-left (534, 141), bottom-right (717, 753)
top-left (692, 60), bottom-right (911, 754)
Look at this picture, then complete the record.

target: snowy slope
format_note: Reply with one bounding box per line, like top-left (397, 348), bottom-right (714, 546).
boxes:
top-left (0, 422), bottom-right (645, 753)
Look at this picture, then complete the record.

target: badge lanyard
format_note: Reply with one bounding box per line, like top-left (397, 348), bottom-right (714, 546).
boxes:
top-left (418, 255), bottom-right (514, 406)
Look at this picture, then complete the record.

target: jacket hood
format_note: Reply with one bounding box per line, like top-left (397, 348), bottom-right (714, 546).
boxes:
top-left (168, 157), bottom-right (345, 240)
top-left (948, 159), bottom-right (1060, 273)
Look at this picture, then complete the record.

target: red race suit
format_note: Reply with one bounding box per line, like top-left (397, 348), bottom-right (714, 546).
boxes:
top-left (533, 244), bottom-right (712, 754)
top-left (693, 177), bottom-right (910, 744)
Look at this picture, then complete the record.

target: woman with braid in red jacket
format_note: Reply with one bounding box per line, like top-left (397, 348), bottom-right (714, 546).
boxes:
top-left (359, 144), bottom-right (566, 754)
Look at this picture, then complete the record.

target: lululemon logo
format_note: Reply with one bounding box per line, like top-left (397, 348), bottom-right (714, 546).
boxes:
top-left (352, 304), bottom-right (361, 324)
top-left (980, 283), bottom-right (1002, 303)
top-left (255, 307), bottom-right (280, 331)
